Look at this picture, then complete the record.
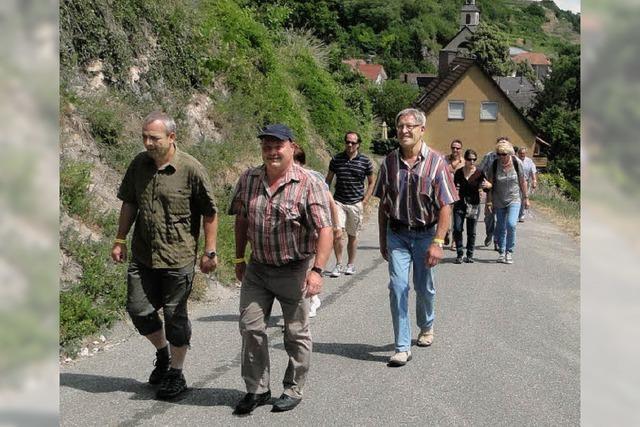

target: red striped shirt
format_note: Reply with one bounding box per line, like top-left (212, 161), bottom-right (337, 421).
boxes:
top-left (374, 142), bottom-right (458, 226)
top-left (228, 164), bottom-right (332, 265)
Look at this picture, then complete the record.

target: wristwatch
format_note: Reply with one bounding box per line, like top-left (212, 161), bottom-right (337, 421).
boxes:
top-left (205, 250), bottom-right (217, 259)
top-left (310, 266), bottom-right (323, 275)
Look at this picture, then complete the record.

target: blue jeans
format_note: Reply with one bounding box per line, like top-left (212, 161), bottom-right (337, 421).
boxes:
top-left (484, 209), bottom-right (496, 243)
top-left (453, 206), bottom-right (478, 257)
top-left (495, 202), bottom-right (521, 254)
top-left (387, 226), bottom-right (436, 352)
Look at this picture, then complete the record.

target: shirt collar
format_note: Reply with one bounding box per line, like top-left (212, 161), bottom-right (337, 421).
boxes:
top-left (397, 141), bottom-right (429, 163)
top-left (145, 144), bottom-right (179, 172)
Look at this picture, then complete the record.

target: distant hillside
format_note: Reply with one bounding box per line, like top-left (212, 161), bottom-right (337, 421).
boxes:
top-left (248, 0), bottom-right (580, 77)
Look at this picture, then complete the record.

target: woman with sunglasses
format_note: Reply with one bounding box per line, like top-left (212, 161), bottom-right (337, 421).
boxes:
top-left (486, 141), bottom-right (529, 264)
top-left (452, 149), bottom-right (488, 263)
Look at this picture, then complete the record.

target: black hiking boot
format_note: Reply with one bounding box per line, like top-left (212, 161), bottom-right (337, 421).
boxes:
top-left (156, 368), bottom-right (187, 399)
top-left (148, 346), bottom-right (170, 385)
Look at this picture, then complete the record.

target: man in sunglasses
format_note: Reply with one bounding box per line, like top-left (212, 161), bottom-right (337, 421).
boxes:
top-left (325, 131), bottom-right (375, 277)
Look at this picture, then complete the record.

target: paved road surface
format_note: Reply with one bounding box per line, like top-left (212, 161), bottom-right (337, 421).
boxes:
top-left (61, 208), bottom-right (579, 425)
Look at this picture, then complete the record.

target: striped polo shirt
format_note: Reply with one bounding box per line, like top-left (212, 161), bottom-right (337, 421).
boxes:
top-left (227, 163), bottom-right (332, 266)
top-left (329, 151), bottom-right (373, 205)
top-left (374, 142), bottom-right (458, 227)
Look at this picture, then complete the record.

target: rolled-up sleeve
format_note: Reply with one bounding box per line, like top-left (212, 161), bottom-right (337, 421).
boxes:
top-left (306, 178), bottom-right (332, 230)
top-left (227, 170), bottom-right (248, 217)
top-left (193, 165), bottom-right (217, 217)
top-left (117, 158), bottom-right (137, 204)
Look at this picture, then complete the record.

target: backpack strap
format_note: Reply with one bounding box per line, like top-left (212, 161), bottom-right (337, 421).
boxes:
top-left (492, 156), bottom-right (522, 182)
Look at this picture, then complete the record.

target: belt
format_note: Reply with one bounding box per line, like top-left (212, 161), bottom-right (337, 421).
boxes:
top-left (389, 218), bottom-right (436, 232)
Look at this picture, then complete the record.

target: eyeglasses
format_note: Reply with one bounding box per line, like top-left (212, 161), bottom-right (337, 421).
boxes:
top-left (465, 158), bottom-right (477, 161)
top-left (396, 123), bottom-right (421, 131)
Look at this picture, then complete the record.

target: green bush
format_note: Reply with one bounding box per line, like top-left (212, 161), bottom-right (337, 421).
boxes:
top-left (87, 105), bottom-right (122, 146)
top-left (372, 138), bottom-right (399, 155)
top-left (60, 234), bottom-right (127, 349)
top-left (537, 173), bottom-right (580, 202)
top-left (60, 161), bottom-right (92, 216)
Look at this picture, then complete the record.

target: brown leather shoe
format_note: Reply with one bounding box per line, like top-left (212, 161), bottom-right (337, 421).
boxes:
top-left (417, 328), bottom-right (434, 347)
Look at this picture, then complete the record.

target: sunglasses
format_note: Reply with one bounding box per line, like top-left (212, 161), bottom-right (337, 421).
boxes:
top-left (497, 153), bottom-right (508, 156)
top-left (465, 158), bottom-right (477, 161)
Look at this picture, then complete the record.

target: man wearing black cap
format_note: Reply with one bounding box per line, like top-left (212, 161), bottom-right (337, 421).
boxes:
top-left (228, 123), bottom-right (333, 414)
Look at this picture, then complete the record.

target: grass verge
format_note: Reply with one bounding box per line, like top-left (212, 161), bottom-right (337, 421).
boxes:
top-left (530, 173), bottom-right (580, 239)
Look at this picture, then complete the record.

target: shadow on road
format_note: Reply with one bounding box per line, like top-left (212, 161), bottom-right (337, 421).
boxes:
top-left (356, 245), bottom-right (381, 251)
top-left (60, 373), bottom-right (156, 399)
top-left (274, 342), bottom-right (394, 363)
top-left (196, 314), bottom-right (283, 328)
top-left (60, 373), bottom-right (245, 408)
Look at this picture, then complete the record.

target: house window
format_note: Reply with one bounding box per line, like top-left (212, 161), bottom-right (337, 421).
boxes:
top-left (480, 102), bottom-right (498, 120)
top-left (466, 14), bottom-right (471, 25)
top-left (448, 101), bottom-right (465, 120)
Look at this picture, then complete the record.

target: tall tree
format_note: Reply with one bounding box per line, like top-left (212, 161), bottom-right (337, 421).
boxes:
top-left (466, 22), bottom-right (511, 76)
top-left (530, 43), bottom-right (580, 186)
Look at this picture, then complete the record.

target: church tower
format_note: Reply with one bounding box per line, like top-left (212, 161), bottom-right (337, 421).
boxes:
top-left (460, 0), bottom-right (480, 30)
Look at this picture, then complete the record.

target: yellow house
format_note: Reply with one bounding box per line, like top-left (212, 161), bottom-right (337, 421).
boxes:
top-left (414, 57), bottom-right (549, 167)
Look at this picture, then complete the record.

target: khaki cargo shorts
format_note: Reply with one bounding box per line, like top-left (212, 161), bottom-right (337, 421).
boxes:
top-left (335, 201), bottom-right (363, 237)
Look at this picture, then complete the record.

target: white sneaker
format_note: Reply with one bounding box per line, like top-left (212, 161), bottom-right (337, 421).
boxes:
top-left (505, 252), bottom-right (513, 264)
top-left (344, 264), bottom-right (356, 275)
top-left (497, 253), bottom-right (506, 263)
top-left (309, 295), bottom-right (321, 318)
top-left (329, 264), bottom-right (343, 277)
top-left (388, 351), bottom-right (412, 367)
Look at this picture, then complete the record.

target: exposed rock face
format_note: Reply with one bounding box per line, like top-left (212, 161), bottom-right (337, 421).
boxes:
top-left (185, 93), bottom-right (222, 144)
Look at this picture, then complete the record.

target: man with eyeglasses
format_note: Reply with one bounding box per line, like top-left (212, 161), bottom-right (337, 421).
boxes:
top-left (228, 124), bottom-right (333, 414)
top-left (374, 108), bottom-right (458, 367)
top-left (325, 131), bottom-right (375, 277)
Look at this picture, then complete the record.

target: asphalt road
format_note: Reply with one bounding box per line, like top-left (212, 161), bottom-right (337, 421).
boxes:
top-left (60, 208), bottom-right (579, 426)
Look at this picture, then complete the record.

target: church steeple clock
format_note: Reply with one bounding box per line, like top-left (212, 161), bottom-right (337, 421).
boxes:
top-left (460, 0), bottom-right (480, 30)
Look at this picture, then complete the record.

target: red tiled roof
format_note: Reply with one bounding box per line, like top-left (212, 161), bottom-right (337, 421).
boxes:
top-left (512, 52), bottom-right (551, 66)
top-left (357, 63), bottom-right (386, 81)
top-left (341, 59), bottom-right (387, 81)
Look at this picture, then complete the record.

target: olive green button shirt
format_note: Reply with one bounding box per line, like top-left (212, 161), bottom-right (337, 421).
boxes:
top-left (117, 148), bottom-right (217, 269)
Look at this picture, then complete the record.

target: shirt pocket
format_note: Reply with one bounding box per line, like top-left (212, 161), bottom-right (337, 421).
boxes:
top-left (417, 174), bottom-right (433, 206)
top-left (163, 188), bottom-right (191, 216)
top-left (276, 200), bottom-right (302, 227)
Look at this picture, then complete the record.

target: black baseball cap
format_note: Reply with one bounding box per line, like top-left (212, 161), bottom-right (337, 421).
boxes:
top-left (257, 124), bottom-right (295, 141)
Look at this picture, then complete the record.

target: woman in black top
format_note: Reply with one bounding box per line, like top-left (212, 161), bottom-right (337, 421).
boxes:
top-left (453, 149), bottom-right (488, 263)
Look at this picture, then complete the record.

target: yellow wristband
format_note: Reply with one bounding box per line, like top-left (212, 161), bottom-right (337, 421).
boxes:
top-left (114, 238), bottom-right (127, 244)
top-left (432, 238), bottom-right (445, 245)
top-left (233, 257), bottom-right (246, 264)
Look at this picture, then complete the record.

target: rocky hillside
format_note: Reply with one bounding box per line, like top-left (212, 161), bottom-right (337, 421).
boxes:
top-left (59, 0), bottom-right (375, 351)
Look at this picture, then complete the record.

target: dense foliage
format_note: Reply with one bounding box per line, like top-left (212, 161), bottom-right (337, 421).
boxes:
top-left (530, 43), bottom-right (580, 186)
top-left (466, 22), bottom-right (512, 76)
top-left (247, 0), bottom-right (579, 78)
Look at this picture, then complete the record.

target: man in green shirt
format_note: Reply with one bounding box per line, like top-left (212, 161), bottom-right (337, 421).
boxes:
top-left (111, 111), bottom-right (218, 399)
